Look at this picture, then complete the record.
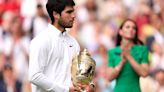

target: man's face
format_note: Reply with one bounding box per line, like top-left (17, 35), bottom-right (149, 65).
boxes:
top-left (58, 6), bottom-right (75, 28)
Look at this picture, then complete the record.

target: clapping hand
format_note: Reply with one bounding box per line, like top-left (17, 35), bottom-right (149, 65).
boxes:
top-left (121, 43), bottom-right (132, 60)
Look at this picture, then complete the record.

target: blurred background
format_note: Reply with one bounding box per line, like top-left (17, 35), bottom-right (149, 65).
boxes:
top-left (0, 0), bottom-right (164, 92)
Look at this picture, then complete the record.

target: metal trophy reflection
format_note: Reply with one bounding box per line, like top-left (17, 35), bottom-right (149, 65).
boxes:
top-left (71, 49), bottom-right (96, 92)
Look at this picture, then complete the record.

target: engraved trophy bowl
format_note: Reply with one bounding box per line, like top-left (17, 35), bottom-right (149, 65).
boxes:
top-left (71, 49), bottom-right (96, 91)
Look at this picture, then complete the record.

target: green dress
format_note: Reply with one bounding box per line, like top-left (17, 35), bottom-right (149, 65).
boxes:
top-left (108, 45), bottom-right (149, 92)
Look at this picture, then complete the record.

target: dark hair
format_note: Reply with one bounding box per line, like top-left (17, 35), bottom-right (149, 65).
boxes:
top-left (46, 0), bottom-right (75, 24)
top-left (116, 19), bottom-right (143, 46)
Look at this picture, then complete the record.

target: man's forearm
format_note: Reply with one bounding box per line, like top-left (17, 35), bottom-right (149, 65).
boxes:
top-left (29, 72), bottom-right (69, 92)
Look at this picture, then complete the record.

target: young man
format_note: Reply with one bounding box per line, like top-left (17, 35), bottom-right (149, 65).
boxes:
top-left (29, 0), bottom-right (95, 92)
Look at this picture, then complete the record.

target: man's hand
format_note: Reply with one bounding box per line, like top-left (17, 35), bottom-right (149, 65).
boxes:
top-left (70, 83), bottom-right (95, 92)
top-left (85, 84), bottom-right (95, 92)
top-left (77, 84), bottom-right (95, 92)
top-left (69, 86), bottom-right (81, 92)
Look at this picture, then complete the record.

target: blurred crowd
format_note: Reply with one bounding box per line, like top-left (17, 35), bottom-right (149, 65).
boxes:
top-left (0, 0), bottom-right (164, 92)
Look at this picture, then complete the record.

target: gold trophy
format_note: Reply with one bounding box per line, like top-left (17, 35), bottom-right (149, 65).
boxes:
top-left (71, 49), bottom-right (96, 91)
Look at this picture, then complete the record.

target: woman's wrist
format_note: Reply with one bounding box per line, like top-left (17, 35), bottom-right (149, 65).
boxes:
top-left (115, 65), bottom-right (121, 72)
top-left (126, 54), bottom-right (133, 61)
top-left (115, 60), bottom-right (124, 71)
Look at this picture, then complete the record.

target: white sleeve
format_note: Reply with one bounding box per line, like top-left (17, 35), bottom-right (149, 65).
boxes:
top-left (29, 39), bottom-right (69, 92)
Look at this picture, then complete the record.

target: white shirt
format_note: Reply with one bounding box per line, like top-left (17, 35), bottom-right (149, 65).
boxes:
top-left (29, 24), bottom-right (80, 92)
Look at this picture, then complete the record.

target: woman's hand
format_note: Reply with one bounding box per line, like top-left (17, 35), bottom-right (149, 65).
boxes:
top-left (121, 43), bottom-right (132, 60)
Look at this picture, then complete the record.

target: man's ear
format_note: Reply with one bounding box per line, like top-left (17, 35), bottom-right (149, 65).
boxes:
top-left (53, 11), bottom-right (60, 20)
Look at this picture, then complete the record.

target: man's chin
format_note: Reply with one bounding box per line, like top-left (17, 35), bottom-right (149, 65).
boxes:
top-left (66, 25), bottom-right (73, 28)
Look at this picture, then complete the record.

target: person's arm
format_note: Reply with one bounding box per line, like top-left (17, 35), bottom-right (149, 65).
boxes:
top-left (126, 56), bottom-right (149, 77)
top-left (107, 59), bottom-right (125, 81)
top-left (107, 50), bottom-right (126, 81)
top-left (123, 46), bottom-right (149, 77)
top-left (29, 39), bottom-right (71, 92)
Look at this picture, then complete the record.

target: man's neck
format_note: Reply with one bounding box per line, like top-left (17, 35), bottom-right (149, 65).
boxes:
top-left (52, 23), bottom-right (65, 33)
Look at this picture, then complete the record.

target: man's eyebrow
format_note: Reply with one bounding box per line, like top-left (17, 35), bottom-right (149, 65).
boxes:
top-left (66, 9), bottom-right (74, 13)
